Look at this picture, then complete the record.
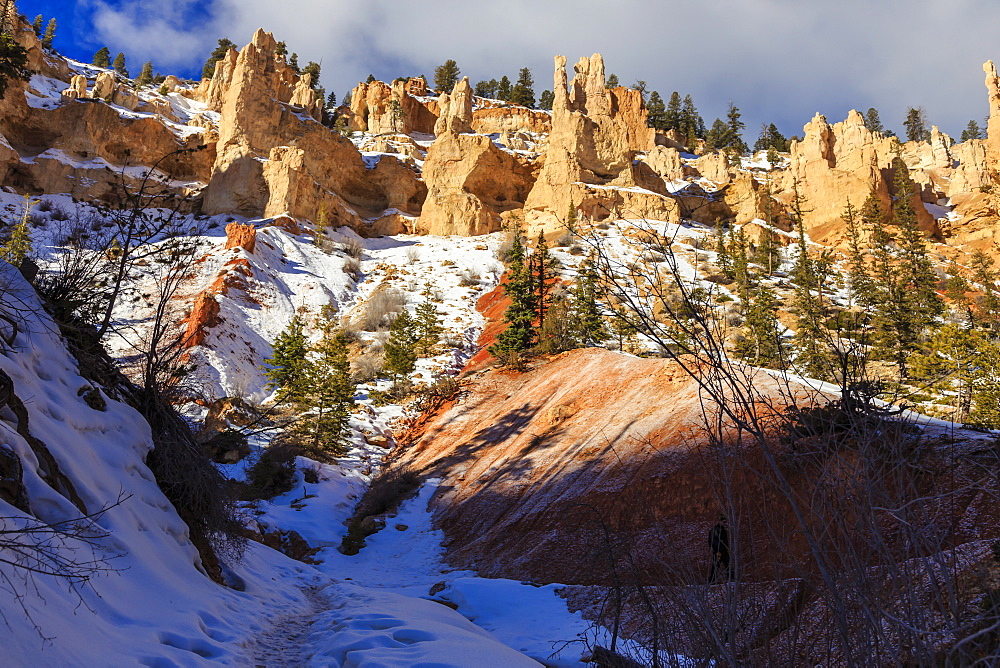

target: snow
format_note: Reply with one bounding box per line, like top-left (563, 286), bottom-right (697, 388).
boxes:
top-left (24, 74), bottom-right (67, 109)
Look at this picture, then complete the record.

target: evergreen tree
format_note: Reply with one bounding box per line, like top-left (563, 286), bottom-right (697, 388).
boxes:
top-left (496, 75), bottom-right (512, 101)
top-left (326, 91), bottom-right (337, 107)
top-left (202, 38), bottom-right (236, 79)
top-left (489, 218), bottom-right (537, 363)
top-left (433, 59), bottom-right (461, 92)
top-left (302, 61), bottom-right (321, 88)
top-left (971, 250), bottom-right (1000, 330)
top-left (275, 41), bottom-right (287, 57)
top-left (0, 195), bottom-right (35, 266)
top-left (538, 89), bottom-right (554, 110)
top-left (474, 79), bottom-right (498, 98)
top-left (605, 73), bottom-right (619, 88)
top-left (943, 262), bottom-right (973, 324)
top-left (861, 190), bottom-right (905, 361)
top-left (414, 295), bottom-right (443, 357)
top-left (136, 61), bottom-right (153, 87)
top-left (646, 91), bottom-right (666, 130)
top-left (725, 102), bottom-right (748, 155)
top-left (113, 52), bottom-right (128, 78)
top-left (571, 254), bottom-right (607, 346)
top-left (365, 73), bottom-right (376, 84)
top-left (384, 309), bottom-right (418, 388)
top-left (632, 79), bottom-right (647, 102)
top-left (737, 282), bottom-right (784, 369)
top-left (891, 158), bottom-right (944, 351)
top-left (903, 106), bottom-right (930, 142)
top-left (842, 198), bottom-right (872, 307)
top-left (961, 119), bottom-right (983, 142)
top-left (715, 227), bottom-right (732, 278)
top-left (754, 123), bottom-right (788, 152)
top-left (704, 118), bottom-right (730, 153)
top-left (864, 107), bottom-right (885, 135)
top-left (679, 94), bottom-right (705, 147)
top-left (42, 18), bottom-right (55, 50)
top-left (510, 67), bottom-right (535, 107)
top-left (0, 34), bottom-right (29, 100)
top-left (263, 316), bottom-right (310, 401)
top-left (665, 91), bottom-right (682, 132)
top-left (31, 15), bottom-right (42, 36)
top-left (532, 232), bottom-right (558, 332)
top-left (788, 184), bottom-right (831, 378)
top-left (93, 47), bottom-right (111, 68)
top-left (728, 226), bottom-right (752, 302)
top-left (300, 329), bottom-right (355, 456)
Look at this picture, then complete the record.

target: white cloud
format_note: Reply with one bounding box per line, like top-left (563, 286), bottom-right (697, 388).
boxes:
top-left (85, 0), bottom-right (1000, 139)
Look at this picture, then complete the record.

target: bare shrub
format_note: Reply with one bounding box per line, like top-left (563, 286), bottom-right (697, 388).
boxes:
top-left (459, 269), bottom-right (480, 287)
top-left (352, 350), bottom-right (384, 383)
top-left (357, 288), bottom-right (407, 331)
top-left (240, 444), bottom-right (300, 501)
top-left (405, 247), bottom-right (420, 265)
top-left (343, 257), bottom-right (361, 282)
top-left (340, 236), bottom-right (364, 259)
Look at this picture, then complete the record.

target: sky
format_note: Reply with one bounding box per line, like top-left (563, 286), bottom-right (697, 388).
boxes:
top-left (18, 0), bottom-right (1000, 141)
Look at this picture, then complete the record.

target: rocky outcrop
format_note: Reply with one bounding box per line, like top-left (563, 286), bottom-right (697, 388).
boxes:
top-left (91, 71), bottom-right (115, 100)
top-left (523, 54), bottom-right (675, 232)
top-left (433, 77), bottom-right (474, 136)
top-left (416, 132), bottom-right (537, 236)
top-left (202, 30), bottom-right (425, 229)
top-left (984, 61), bottom-right (1000, 166)
top-left (644, 145), bottom-right (686, 182)
top-left (471, 106), bottom-right (551, 135)
top-left (224, 222), bottom-right (257, 253)
top-left (781, 110), bottom-right (934, 240)
top-left (61, 74), bottom-right (87, 99)
top-left (348, 79), bottom-right (438, 135)
top-left (182, 292), bottom-right (221, 348)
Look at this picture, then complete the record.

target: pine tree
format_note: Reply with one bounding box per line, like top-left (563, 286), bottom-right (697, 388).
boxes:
top-left (971, 250), bottom-right (1000, 330)
top-left (31, 15), bottom-right (42, 36)
top-left (300, 329), bottom-right (355, 456)
top-left (903, 107), bottom-right (930, 142)
top-left (864, 107), bottom-right (885, 135)
top-left (365, 73), bottom-right (375, 84)
top-left (202, 38), bottom-right (236, 79)
top-left (93, 47), bottom-right (111, 68)
top-left (136, 61), bottom-right (153, 87)
top-left (728, 226), bottom-right (752, 302)
top-left (433, 59), bottom-right (461, 92)
top-left (384, 309), bottom-right (419, 386)
top-left (705, 118), bottom-right (730, 153)
top-left (0, 195), bottom-right (36, 266)
top-left (496, 75), bottom-right (512, 101)
top-left (961, 120), bottom-right (983, 142)
top-left (538, 89), bottom-right (554, 110)
top-left (302, 61), bottom-right (321, 88)
top-left (842, 199), bottom-right (872, 307)
top-left (510, 67), bottom-right (535, 107)
top-left (646, 91), bottom-right (666, 130)
top-left (414, 295), bottom-right (443, 357)
top-left (474, 79), bottom-right (498, 98)
top-left (565, 203), bottom-right (578, 232)
top-left (571, 254), bottom-right (607, 346)
top-left (263, 316), bottom-right (310, 401)
top-left (738, 282), bottom-right (785, 369)
top-left (113, 52), bottom-right (128, 78)
top-left (725, 102), bottom-right (748, 155)
top-left (861, 190), bottom-right (905, 361)
top-left (532, 232), bottom-right (558, 332)
top-left (490, 219), bottom-right (537, 363)
top-left (289, 53), bottom-right (299, 72)
top-left (680, 94), bottom-right (704, 147)
top-left (275, 41), bottom-right (287, 57)
top-left (326, 91), bottom-right (337, 107)
top-left (715, 227), bottom-right (732, 278)
top-left (788, 184), bottom-right (831, 378)
top-left (891, 158), bottom-right (944, 352)
top-left (0, 31), bottom-right (29, 100)
top-left (41, 18), bottom-right (55, 50)
top-left (605, 73), bottom-right (620, 88)
top-left (631, 80), bottom-right (647, 102)
top-left (665, 91), bottom-right (682, 132)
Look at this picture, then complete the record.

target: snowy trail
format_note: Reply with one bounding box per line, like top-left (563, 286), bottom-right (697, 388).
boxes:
top-left (249, 586), bottom-right (327, 667)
